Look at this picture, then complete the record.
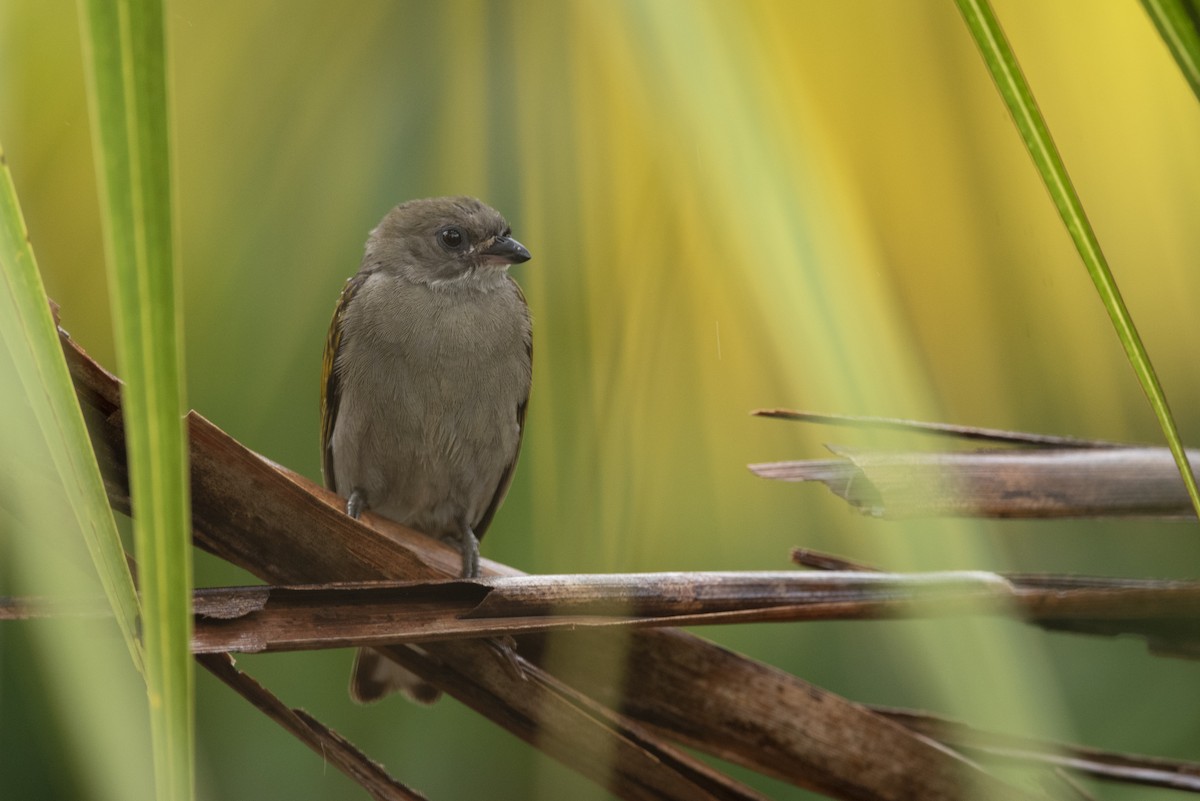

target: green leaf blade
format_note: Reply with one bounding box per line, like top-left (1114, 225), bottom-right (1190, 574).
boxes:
top-left (955, 0), bottom-right (1200, 522)
top-left (0, 148), bottom-right (143, 666)
top-left (1141, 0), bottom-right (1200, 103)
top-left (77, 0), bottom-right (195, 798)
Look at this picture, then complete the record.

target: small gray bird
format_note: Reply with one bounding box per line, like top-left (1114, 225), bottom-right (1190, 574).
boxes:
top-left (321, 196), bottom-right (532, 702)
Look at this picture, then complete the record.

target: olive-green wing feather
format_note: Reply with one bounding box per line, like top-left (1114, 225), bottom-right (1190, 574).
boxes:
top-left (474, 278), bottom-right (532, 541)
top-left (320, 273), bottom-right (368, 493)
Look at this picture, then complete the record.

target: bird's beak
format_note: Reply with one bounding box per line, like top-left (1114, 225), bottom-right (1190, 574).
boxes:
top-left (480, 235), bottom-right (531, 265)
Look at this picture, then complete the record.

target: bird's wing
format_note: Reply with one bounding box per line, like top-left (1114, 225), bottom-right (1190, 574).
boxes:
top-left (474, 278), bottom-right (532, 541)
top-left (320, 272), bottom-right (368, 493)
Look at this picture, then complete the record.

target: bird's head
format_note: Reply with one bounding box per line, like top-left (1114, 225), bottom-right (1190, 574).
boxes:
top-left (365, 196), bottom-right (531, 286)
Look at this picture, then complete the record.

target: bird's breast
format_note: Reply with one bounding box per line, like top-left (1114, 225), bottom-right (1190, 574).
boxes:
top-left (330, 271), bottom-right (530, 536)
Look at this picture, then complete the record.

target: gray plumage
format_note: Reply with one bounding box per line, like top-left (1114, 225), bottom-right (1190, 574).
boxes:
top-left (321, 196), bottom-right (532, 702)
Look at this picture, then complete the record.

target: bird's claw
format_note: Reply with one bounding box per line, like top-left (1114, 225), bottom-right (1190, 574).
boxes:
top-left (346, 489), bottom-right (366, 520)
top-left (489, 636), bottom-right (526, 683)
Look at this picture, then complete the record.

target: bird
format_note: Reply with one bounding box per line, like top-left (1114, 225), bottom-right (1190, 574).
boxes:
top-left (320, 196), bottom-right (532, 702)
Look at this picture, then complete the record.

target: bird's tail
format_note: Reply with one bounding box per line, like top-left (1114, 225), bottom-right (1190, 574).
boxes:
top-left (350, 647), bottom-right (441, 705)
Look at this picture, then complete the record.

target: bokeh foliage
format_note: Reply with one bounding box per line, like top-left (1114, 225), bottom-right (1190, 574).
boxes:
top-left (2, 1), bottom-right (1198, 799)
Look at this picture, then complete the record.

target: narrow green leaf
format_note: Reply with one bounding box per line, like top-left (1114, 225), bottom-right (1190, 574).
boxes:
top-left (0, 147), bottom-right (142, 666)
top-left (954, 0), bottom-right (1200, 522)
top-left (77, 1), bottom-right (195, 799)
top-left (1141, 0), bottom-right (1200, 103)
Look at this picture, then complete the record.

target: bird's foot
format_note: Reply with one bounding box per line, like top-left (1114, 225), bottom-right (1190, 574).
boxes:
top-left (458, 525), bottom-right (480, 578)
top-left (346, 489), bottom-right (367, 520)
top-left (488, 635), bottom-right (527, 683)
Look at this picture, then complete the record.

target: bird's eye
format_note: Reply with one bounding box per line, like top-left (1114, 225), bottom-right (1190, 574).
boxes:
top-left (439, 227), bottom-right (466, 250)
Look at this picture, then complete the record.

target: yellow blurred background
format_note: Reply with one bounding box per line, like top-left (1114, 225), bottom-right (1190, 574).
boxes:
top-left (2, 1), bottom-right (1198, 799)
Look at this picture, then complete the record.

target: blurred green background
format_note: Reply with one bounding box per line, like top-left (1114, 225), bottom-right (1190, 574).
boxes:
top-left (2, 1), bottom-right (1199, 799)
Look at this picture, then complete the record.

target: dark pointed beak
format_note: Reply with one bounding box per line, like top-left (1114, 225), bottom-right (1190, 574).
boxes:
top-left (481, 235), bottom-right (531, 265)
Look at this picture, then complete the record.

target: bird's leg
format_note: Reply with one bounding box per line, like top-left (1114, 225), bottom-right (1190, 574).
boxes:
top-left (346, 488), bottom-right (367, 520)
top-left (449, 523), bottom-right (523, 679)
top-left (457, 522), bottom-right (480, 578)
